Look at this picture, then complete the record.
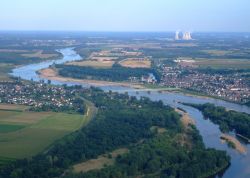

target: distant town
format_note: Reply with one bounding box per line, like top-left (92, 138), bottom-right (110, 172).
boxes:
top-left (159, 60), bottom-right (249, 103)
top-left (0, 80), bottom-right (85, 113)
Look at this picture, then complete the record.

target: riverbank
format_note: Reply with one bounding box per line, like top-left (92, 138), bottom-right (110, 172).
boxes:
top-left (175, 108), bottom-right (195, 127)
top-left (38, 68), bottom-right (145, 89)
top-left (11, 47), bottom-right (250, 178)
top-left (38, 67), bottom-right (249, 109)
top-left (37, 68), bottom-right (223, 99)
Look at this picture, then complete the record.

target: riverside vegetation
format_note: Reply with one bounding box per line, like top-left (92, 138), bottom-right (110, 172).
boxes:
top-left (186, 103), bottom-right (250, 139)
top-left (0, 85), bottom-right (230, 178)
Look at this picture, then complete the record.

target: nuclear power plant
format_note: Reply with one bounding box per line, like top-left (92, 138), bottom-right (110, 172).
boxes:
top-left (175, 31), bottom-right (192, 40)
top-left (175, 31), bottom-right (180, 40)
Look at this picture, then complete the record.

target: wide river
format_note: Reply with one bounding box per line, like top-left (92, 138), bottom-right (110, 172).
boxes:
top-left (11, 48), bottom-right (250, 178)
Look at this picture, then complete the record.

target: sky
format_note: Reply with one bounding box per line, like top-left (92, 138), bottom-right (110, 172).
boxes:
top-left (0, 0), bottom-right (250, 32)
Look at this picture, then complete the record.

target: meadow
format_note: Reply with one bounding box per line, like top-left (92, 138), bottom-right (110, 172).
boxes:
top-left (0, 104), bottom-right (92, 164)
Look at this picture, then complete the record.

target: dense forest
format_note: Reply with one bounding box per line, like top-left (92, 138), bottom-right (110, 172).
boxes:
top-left (186, 103), bottom-right (250, 138)
top-left (56, 64), bottom-right (160, 82)
top-left (65, 130), bottom-right (229, 178)
top-left (0, 88), bottom-right (230, 178)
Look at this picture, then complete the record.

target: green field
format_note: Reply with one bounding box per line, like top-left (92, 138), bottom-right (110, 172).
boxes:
top-left (0, 124), bottom-right (26, 133)
top-left (195, 59), bottom-right (250, 69)
top-left (0, 102), bottom-right (96, 165)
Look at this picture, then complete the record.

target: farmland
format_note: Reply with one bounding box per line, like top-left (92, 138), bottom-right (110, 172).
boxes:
top-left (21, 50), bottom-right (59, 59)
top-left (0, 102), bottom-right (94, 164)
top-left (194, 58), bottom-right (250, 69)
top-left (119, 58), bottom-right (151, 68)
top-left (67, 60), bottom-right (114, 68)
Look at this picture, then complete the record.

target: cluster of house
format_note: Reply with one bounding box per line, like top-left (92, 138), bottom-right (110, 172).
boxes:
top-left (0, 81), bottom-right (80, 111)
top-left (160, 66), bottom-right (250, 103)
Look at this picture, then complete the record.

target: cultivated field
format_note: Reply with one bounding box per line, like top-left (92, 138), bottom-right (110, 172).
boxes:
top-left (201, 50), bottom-right (232, 56)
top-left (21, 50), bottom-right (58, 59)
top-left (0, 104), bottom-right (28, 111)
top-left (0, 102), bottom-right (96, 163)
top-left (119, 58), bottom-right (151, 68)
top-left (67, 60), bottom-right (114, 68)
top-left (194, 59), bottom-right (250, 69)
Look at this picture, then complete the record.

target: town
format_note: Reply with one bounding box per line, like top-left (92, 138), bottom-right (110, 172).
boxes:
top-left (0, 79), bottom-right (85, 113)
top-left (159, 60), bottom-right (250, 103)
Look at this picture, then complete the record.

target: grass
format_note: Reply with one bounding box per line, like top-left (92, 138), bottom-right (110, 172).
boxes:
top-left (0, 111), bottom-right (82, 159)
top-left (0, 124), bottom-right (26, 133)
top-left (73, 148), bottom-right (128, 173)
top-left (31, 113), bottom-right (84, 131)
top-left (0, 100), bottom-right (96, 164)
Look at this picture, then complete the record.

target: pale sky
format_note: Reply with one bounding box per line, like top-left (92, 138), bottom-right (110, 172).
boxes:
top-left (0, 0), bottom-right (250, 32)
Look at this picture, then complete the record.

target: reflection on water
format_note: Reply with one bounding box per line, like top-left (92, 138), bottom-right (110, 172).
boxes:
top-left (11, 48), bottom-right (250, 178)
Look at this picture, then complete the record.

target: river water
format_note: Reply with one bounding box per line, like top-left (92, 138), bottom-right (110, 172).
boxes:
top-left (10, 48), bottom-right (250, 178)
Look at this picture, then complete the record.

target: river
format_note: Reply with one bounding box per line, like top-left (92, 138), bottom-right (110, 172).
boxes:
top-left (10, 48), bottom-right (250, 178)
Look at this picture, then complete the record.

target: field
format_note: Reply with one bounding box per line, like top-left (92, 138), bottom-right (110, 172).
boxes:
top-left (21, 50), bottom-right (58, 59)
top-left (194, 59), bottom-right (250, 69)
top-left (119, 58), bottom-right (151, 68)
top-left (0, 102), bottom-right (96, 164)
top-left (0, 104), bottom-right (28, 111)
top-left (67, 60), bottom-right (114, 68)
top-left (201, 50), bottom-right (232, 56)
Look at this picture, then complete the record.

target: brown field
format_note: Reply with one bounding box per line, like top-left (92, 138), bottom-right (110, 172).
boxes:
top-left (0, 49), bottom-right (28, 53)
top-left (38, 68), bottom-right (58, 78)
top-left (90, 56), bottom-right (118, 61)
top-left (0, 104), bottom-right (28, 111)
top-left (119, 58), bottom-right (151, 68)
top-left (73, 148), bottom-right (129, 173)
top-left (67, 60), bottom-right (114, 68)
top-left (21, 50), bottom-right (58, 59)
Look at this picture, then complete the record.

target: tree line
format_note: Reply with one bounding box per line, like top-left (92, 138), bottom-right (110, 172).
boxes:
top-left (186, 103), bottom-right (250, 138)
top-left (56, 63), bottom-right (160, 82)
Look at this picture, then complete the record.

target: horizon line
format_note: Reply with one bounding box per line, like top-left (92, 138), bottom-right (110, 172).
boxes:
top-left (0, 30), bottom-right (250, 33)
